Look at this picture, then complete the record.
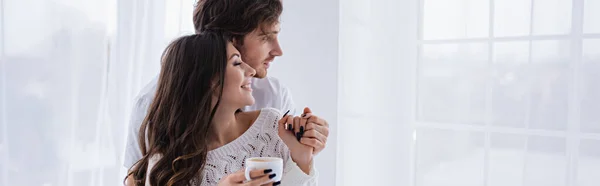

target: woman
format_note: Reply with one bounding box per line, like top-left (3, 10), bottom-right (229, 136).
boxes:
top-left (126, 32), bottom-right (317, 186)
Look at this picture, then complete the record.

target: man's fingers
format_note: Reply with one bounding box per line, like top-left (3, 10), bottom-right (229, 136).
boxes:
top-left (307, 116), bottom-right (327, 127)
top-left (303, 107), bottom-right (312, 115)
top-left (300, 137), bottom-right (325, 150)
top-left (305, 122), bottom-right (329, 137)
top-left (301, 129), bottom-right (327, 144)
top-left (301, 112), bottom-right (312, 118)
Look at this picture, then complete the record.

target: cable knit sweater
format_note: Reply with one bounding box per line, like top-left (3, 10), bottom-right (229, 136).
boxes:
top-left (145, 108), bottom-right (318, 186)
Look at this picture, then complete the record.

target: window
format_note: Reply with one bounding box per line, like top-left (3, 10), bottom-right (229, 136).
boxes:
top-left (415, 0), bottom-right (600, 186)
top-left (0, 0), bottom-right (196, 185)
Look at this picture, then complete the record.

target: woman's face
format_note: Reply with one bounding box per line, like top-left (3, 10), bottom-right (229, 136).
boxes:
top-left (220, 42), bottom-right (256, 108)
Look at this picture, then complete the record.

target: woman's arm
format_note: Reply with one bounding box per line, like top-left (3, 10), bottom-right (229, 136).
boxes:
top-left (280, 157), bottom-right (318, 186)
top-left (276, 129), bottom-right (318, 185)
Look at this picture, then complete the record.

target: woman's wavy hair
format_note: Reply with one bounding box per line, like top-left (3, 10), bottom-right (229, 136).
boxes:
top-left (126, 32), bottom-right (230, 186)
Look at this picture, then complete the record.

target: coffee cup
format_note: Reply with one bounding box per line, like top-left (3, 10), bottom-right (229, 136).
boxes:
top-left (244, 157), bottom-right (283, 182)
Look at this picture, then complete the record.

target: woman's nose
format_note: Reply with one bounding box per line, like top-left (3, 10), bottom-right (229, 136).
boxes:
top-left (245, 64), bottom-right (256, 77)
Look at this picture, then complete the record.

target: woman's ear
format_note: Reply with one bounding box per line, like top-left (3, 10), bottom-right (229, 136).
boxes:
top-left (210, 80), bottom-right (222, 97)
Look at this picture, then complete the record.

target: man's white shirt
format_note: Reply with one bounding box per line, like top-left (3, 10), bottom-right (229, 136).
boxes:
top-left (123, 76), bottom-right (297, 169)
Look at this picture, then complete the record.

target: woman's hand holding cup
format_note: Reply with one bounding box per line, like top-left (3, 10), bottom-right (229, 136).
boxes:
top-left (218, 157), bottom-right (282, 186)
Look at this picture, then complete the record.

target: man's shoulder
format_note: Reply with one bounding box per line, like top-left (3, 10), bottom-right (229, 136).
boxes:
top-left (136, 77), bottom-right (159, 100)
top-left (131, 77), bottom-right (158, 110)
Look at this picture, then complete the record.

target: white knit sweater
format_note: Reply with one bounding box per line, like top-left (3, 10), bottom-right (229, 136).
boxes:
top-left (145, 108), bottom-right (318, 186)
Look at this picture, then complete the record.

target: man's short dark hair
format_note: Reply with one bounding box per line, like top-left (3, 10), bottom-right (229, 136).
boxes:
top-left (193, 0), bottom-right (283, 43)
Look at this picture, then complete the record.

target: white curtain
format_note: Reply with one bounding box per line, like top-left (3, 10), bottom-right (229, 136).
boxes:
top-left (0, 0), bottom-right (194, 185)
top-left (338, 0), bottom-right (417, 185)
top-left (338, 0), bottom-right (600, 186)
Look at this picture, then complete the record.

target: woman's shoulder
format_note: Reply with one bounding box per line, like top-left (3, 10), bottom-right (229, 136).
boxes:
top-left (240, 108), bottom-right (281, 122)
top-left (239, 108), bottom-right (282, 132)
top-left (257, 108), bottom-right (282, 126)
top-left (260, 107), bottom-right (282, 118)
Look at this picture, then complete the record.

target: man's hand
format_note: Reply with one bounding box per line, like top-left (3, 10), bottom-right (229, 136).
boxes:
top-left (297, 107), bottom-right (328, 155)
top-left (277, 107), bottom-right (329, 174)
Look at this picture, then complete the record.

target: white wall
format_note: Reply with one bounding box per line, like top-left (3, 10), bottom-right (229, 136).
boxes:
top-left (270, 0), bottom-right (339, 185)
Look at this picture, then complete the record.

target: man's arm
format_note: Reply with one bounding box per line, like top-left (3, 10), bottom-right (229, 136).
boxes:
top-left (124, 96), bottom-right (152, 186)
top-left (123, 96), bottom-right (150, 169)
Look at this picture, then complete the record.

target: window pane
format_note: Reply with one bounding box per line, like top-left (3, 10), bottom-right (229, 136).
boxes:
top-left (494, 0), bottom-right (532, 37)
top-left (531, 40), bottom-right (571, 63)
top-left (529, 41), bottom-right (570, 131)
top-left (532, 0), bottom-right (572, 35)
top-left (580, 39), bottom-right (600, 133)
top-left (491, 41), bottom-right (529, 128)
top-left (422, 0), bottom-right (489, 40)
top-left (418, 43), bottom-right (488, 124)
top-left (524, 136), bottom-right (567, 186)
top-left (416, 128), bottom-right (485, 186)
top-left (489, 134), bottom-right (526, 186)
top-left (578, 139), bottom-right (600, 186)
top-left (584, 0), bottom-right (600, 34)
top-left (3, 0), bottom-right (118, 185)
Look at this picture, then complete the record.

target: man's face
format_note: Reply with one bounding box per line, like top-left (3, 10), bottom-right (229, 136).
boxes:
top-left (236, 23), bottom-right (283, 78)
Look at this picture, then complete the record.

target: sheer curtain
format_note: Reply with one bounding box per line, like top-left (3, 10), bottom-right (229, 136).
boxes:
top-left (337, 0), bottom-right (417, 185)
top-left (0, 0), bottom-right (194, 185)
top-left (338, 0), bottom-right (600, 186)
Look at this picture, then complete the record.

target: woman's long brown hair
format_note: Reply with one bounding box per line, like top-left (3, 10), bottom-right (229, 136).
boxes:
top-left (126, 32), bottom-right (229, 186)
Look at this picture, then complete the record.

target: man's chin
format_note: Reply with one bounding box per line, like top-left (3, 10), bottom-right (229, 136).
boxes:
top-left (254, 71), bottom-right (267, 78)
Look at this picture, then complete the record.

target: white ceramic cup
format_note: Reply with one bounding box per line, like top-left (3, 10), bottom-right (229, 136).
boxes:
top-left (244, 157), bottom-right (283, 182)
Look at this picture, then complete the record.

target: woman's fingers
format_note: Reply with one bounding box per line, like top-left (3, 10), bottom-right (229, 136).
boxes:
top-left (245, 173), bottom-right (276, 186)
top-left (225, 169), bottom-right (247, 183)
top-left (299, 114), bottom-right (310, 140)
top-left (260, 181), bottom-right (281, 186)
top-left (286, 115), bottom-right (294, 131)
top-left (293, 116), bottom-right (302, 140)
top-left (248, 169), bottom-right (273, 179)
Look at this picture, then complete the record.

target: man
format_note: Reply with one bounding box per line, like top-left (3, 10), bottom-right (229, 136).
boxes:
top-left (124, 0), bottom-right (330, 184)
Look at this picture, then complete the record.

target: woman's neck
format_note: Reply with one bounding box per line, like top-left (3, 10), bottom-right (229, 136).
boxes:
top-left (208, 105), bottom-right (247, 149)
